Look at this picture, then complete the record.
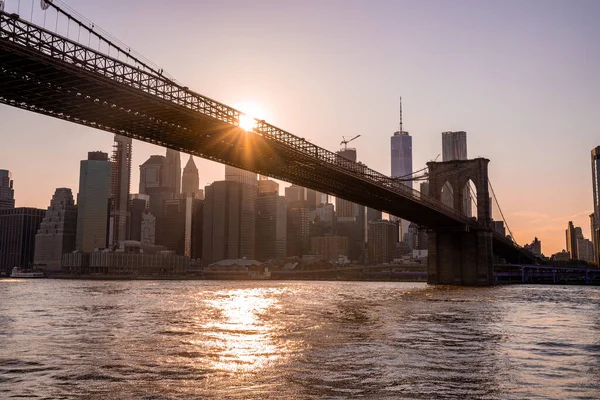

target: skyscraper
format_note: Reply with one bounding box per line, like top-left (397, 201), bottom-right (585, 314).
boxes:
top-left (110, 135), bottom-right (132, 247)
top-left (335, 148), bottom-right (360, 218)
top-left (591, 146), bottom-right (600, 263)
top-left (441, 131), bottom-right (471, 215)
top-left (285, 184), bottom-right (307, 210)
top-left (256, 179), bottom-right (286, 261)
top-left (287, 206), bottom-right (310, 257)
top-left (389, 100), bottom-right (414, 246)
top-left (390, 132), bottom-right (413, 189)
top-left (225, 165), bottom-right (257, 186)
top-left (139, 155), bottom-right (166, 194)
top-left (139, 155), bottom-right (172, 217)
top-left (259, 177), bottom-right (279, 195)
top-left (565, 221), bottom-right (583, 260)
top-left (182, 155), bottom-right (201, 198)
top-left (34, 188), bottom-right (77, 270)
top-left (0, 169), bottom-right (15, 209)
top-left (203, 180), bottom-right (256, 264)
top-left (368, 220), bottom-right (397, 264)
top-left (128, 194), bottom-right (149, 242)
top-left (160, 198), bottom-right (187, 255)
top-left (76, 151), bottom-right (111, 252)
top-left (165, 148), bottom-right (181, 197)
top-left (442, 131), bottom-right (468, 161)
top-left (0, 207), bottom-right (45, 274)
top-left (160, 196), bottom-right (200, 258)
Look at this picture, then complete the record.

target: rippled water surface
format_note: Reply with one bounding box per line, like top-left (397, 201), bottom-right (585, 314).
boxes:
top-left (1, 280), bottom-right (599, 399)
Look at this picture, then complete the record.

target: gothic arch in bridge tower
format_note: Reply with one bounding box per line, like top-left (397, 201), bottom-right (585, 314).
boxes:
top-left (462, 179), bottom-right (477, 218)
top-left (441, 180), bottom-right (454, 209)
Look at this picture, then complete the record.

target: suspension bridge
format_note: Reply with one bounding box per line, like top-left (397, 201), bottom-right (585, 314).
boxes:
top-left (0, 0), bottom-right (535, 285)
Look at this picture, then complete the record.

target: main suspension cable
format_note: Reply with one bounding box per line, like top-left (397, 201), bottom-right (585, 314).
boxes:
top-left (489, 179), bottom-right (516, 245)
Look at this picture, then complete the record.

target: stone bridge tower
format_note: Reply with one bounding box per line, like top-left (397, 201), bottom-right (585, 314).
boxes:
top-left (425, 158), bottom-right (494, 285)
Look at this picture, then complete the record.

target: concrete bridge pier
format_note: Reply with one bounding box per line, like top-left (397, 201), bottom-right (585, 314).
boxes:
top-left (427, 228), bottom-right (494, 285)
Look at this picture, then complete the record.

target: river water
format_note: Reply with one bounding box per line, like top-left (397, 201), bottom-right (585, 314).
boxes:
top-left (0, 280), bottom-right (598, 399)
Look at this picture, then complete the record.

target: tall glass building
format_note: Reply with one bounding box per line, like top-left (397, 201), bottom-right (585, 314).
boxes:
top-left (390, 131), bottom-right (413, 189)
top-left (110, 135), bottom-right (132, 247)
top-left (441, 131), bottom-right (472, 216)
top-left (591, 146), bottom-right (600, 263)
top-left (34, 188), bottom-right (77, 270)
top-left (442, 131), bottom-right (467, 161)
top-left (76, 152), bottom-right (112, 253)
top-left (0, 169), bottom-right (15, 209)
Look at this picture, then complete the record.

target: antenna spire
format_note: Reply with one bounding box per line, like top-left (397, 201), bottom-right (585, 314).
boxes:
top-left (399, 96), bottom-right (403, 133)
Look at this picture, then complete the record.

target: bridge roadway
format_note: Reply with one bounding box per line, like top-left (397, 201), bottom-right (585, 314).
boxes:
top-left (0, 11), bottom-right (531, 263)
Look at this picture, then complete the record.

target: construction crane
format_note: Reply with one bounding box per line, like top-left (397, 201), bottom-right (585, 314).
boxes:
top-left (340, 134), bottom-right (361, 151)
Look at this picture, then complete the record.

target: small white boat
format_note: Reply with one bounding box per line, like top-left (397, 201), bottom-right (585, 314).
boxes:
top-left (10, 267), bottom-right (46, 278)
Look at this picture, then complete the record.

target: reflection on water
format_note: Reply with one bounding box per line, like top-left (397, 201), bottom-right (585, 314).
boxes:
top-left (203, 288), bottom-right (281, 373)
top-left (0, 280), bottom-right (598, 399)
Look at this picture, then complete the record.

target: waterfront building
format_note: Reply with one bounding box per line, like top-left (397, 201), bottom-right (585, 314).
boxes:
top-left (0, 169), bottom-right (15, 209)
top-left (64, 244), bottom-right (188, 276)
top-left (182, 155), bottom-right (201, 198)
top-left (367, 219), bottom-right (397, 264)
top-left (256, 181), bottom-right (287, 261)
top-left (203, 180), bottom-right (256, 264)
top-left (76, 152), bottom-right (111, 253)
top-left (310, 236), bottom-right (348, 262)
top-left (0, 207), bottom-right (45, 274)
top-left (592, 146), bottom-right (600, 263)
top-left (33, 188), bottom-right (77, 270)
top-left (109, 135), bottom-right (132, 248)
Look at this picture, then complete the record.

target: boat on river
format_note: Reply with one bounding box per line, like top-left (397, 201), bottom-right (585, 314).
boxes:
top-left (10, 267), bottom-right (46, 278)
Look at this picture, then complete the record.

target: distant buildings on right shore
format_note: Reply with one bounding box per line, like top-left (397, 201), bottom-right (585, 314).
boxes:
top-left (549, 146), bottom-right (600, 264)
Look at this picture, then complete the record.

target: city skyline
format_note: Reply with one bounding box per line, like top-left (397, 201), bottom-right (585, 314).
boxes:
top-left (1, 0), bottom-right (599, 254)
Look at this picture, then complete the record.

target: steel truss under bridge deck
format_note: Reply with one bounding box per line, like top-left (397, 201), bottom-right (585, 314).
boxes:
top-left (0, 11), bottom-right (533, 263)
